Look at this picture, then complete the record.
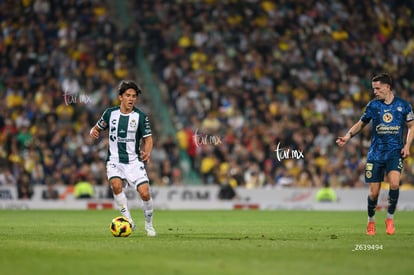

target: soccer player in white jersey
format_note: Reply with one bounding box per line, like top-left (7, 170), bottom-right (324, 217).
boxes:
top-left (89, 80), bottom-right (156, 237)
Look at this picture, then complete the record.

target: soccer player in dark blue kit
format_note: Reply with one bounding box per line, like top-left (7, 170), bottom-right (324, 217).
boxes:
top-left (336, 73), bottom-right (414, 235)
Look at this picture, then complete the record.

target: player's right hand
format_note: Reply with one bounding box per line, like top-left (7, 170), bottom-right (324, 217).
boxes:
top-left (89, 127), bottom-right (100, 139)
top-left (336, 136), bottom-right (348, 147)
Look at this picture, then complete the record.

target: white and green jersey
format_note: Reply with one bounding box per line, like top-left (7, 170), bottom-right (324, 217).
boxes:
top-left (96, 106), bottom-right (152, 164)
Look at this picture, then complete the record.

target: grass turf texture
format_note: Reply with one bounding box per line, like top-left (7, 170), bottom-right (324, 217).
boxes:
top-left (0, 210), bottom-right (413, 275)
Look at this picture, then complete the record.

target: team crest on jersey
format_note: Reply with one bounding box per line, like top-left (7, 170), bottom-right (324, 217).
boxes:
top-left (397, 107), bottom-right (402, 112)
top-left (130, 119), bottom-right (137, 128)
top-left (365, 163), bottom-right (373, 179)
top-left (382, 113), bottom-right (393, 123)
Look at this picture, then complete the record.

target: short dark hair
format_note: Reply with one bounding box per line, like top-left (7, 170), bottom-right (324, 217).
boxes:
top-left (372, 73), bottom-right (392, 87)
top-left (118, 80), bottom-right (142, 96)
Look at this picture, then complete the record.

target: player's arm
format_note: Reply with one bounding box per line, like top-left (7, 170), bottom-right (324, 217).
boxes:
top-left (336, 119), bottom-right (367, 147)
top-left (402, 120), bottom-right (414, 158)
top-left (140, 135), bottom-right (153, 163)
top-left (90, 110), bottom-right (109, 139)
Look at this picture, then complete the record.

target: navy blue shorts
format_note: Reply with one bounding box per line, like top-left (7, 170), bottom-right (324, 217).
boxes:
top-left (364, 158), bottom-right (403, 183)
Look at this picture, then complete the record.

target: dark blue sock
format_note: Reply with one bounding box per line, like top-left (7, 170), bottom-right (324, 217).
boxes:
top-left (367, 196), bottom-right (378, 218)
top-left (387, 189), bottom-right (399, 215)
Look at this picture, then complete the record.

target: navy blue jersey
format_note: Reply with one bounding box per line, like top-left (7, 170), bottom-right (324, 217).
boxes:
top-left (361, 96), bottom-right (414, 161)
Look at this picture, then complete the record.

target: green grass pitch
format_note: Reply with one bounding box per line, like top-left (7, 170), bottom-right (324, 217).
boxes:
top-left (0, 210), bottom-right (413, 275)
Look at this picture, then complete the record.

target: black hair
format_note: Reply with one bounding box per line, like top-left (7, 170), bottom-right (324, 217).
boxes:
top-left (118, 80), bottom-right (142, 96)
top-left (372, 73), bottom-right (392, 88)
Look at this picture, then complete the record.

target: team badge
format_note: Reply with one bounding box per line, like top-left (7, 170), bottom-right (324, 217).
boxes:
top-left (365, 163), bottom-right (373, 179)
top-left (130, 119), bottom-right (137, 128)
top-left (382, 113), bottom-right (393, 123)
top-left (397, 107), bottom-right (402, 112)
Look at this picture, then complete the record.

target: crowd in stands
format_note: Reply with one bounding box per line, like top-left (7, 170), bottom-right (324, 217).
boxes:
top-left (131, 0), bottom-right (414, 189)
top-left (0, 0), bottom-right (180, 198)
top-left (2, 0), bottom-right (414, 199)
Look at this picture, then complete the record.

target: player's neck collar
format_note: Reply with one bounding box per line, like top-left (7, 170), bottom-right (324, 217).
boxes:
top-left (384, 93), bottom-right (394, 105)
top-left (119, 106), bottom-right (134, 114)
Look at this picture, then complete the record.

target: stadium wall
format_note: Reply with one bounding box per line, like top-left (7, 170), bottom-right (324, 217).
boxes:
top-left (2, 186), bottom-right (414, 211)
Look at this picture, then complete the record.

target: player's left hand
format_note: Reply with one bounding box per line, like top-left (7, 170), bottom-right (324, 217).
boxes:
top-left (401, 146), bottom-right (410, 159)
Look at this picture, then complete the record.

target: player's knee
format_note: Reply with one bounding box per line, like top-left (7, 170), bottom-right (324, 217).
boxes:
top-left (137, 183), bottom-right (151, 200)
top-left (369, 188), bottom-right (380, 200)
top-left (110, 180), bottom-right (123, 194)
top-left (141, 193), bottom-right (150, 201)
top-left (139, 189), bottom-right (150, 200)
top-left (111, 185), bottom-right (123, 194)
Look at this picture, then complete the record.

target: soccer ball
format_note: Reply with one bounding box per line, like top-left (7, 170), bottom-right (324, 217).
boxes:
top-left (109, 216), bottom-right (132, 237)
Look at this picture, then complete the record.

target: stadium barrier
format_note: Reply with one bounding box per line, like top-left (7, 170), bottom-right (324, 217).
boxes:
top-left (1, 185), bottom-right (414, 210)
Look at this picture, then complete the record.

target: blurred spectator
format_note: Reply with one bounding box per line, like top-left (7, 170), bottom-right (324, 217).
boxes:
top-left (313, 126), bottom-right (335, 156)
top-left (296, 169), bottom-right (319, 188)
top-left (160, 159), bottom-right (173, 186)
top-left (42, 179), bottom-right (59, 200)
top-left (218, 182), bottom-right (237, 200)
top-left (0, 167), bottom-right (16, 186)
top-left (17, 173), bottom-right (34, 199)
top-left (74, 174), bottom-right (94, 199)
top-left (316, 182), bottom-right (338, 202)
top-left (244, 163), bottom-right (265, 189)
top-left (171, 168), bottom-right (184, 186)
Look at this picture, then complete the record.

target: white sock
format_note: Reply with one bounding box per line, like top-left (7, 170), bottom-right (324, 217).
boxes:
top-left (114, 192), bottom-right (133, 222)
top-left (368, 216), bottom-right (375, 223)
top-left (386, 213), bottom-right (394, 220)
top-left (142, 198), bottom-right (153, 227)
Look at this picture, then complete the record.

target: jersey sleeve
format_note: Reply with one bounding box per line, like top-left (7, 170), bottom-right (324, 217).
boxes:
top-left (96, 109), bottom-right (110, 130)
top-left (138, 113), bottom-right (152, 138)
top-left (360, 101), bottom-right (374, 123)
top-left (405, 102), bottom-right (414, 122)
